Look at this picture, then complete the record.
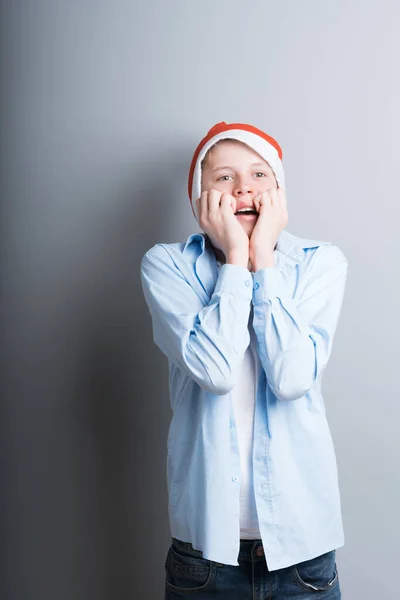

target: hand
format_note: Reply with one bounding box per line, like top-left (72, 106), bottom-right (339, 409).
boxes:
top-left (249, 187), bottom-right (288, 270)
top-left (195, 189), bottom-right (249, 264)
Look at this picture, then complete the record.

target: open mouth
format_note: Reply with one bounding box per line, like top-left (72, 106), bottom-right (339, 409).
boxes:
top-left (234, 210), bottom-right (258, 217)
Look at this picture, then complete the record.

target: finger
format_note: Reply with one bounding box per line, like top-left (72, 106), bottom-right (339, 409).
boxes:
top-left (253, 193), bottom-right (262, 212)
top-left (267, 188), bottom-right (279, 205)
top-left (220, 191), bottom-right (236, 215)
top-left (219, 191), bottom-right (231, 210)
top-left (259, 190), bottom-right (273, 207)
top-left (208, 188), bottom-right (222, 216)
top-left (198, 191), bottom-right (209, 220)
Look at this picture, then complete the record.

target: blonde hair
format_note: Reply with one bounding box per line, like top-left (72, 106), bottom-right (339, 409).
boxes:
top-left (200, 138), bottom-right (244, 170)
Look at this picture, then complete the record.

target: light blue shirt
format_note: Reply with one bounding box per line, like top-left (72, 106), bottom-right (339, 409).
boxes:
top-left (140, 228), bottom-right (348, 569)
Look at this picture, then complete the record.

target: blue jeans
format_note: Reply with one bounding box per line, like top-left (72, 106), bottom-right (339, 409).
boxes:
top-left (165, 537), bottom-right (341, 599)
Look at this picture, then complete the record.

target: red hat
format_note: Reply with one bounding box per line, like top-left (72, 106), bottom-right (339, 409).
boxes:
top-left (188, 121), bottom-right (285, 221)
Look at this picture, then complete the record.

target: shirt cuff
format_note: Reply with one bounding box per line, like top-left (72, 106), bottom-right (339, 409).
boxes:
top-left (252, 266), bottom-right (290, 303)
top-left (213, 263), bottom-right (253, 299)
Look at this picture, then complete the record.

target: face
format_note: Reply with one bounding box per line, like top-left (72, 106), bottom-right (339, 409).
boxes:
top-left (200, 140), bottom-right (278, 238)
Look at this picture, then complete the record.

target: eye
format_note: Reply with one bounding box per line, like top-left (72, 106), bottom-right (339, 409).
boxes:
top-left (255, 172), bottom-right (267, 178)
top-left (217, 175), bottom-right (233, 181)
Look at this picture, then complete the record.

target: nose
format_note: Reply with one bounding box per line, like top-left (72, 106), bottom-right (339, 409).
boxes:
top-left (232, 177), bottom-right (253, 197)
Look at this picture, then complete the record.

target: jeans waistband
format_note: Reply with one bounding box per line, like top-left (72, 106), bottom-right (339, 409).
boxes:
top-left (171, 537), bottom-right (265, 564)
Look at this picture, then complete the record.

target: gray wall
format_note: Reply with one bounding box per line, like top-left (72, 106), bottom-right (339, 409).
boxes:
top-left (2, 1), bottom-right (399, 599)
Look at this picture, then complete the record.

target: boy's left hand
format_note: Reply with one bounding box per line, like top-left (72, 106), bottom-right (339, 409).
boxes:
top-left (249, 187), bottom-right (288, 269)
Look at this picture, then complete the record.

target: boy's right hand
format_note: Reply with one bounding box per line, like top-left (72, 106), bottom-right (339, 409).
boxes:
top-left (195, 190), bottom-right (249, 265)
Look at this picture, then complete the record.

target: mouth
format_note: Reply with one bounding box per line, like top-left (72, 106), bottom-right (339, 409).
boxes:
top-left (234, 211), bottom-right (258, 219)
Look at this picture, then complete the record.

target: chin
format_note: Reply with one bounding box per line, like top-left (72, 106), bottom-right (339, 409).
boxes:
top-left (241, 224), bottom-right (255, 236)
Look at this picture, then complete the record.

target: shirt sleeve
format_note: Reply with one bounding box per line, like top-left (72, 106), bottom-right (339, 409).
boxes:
top-left (140, 245), bottom-right (253, 395)
top-left (251, 245), bottom-right (348, 402)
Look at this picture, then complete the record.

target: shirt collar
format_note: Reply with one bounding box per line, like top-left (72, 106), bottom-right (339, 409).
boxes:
top-left (182, 228), bottom-right (328, 265)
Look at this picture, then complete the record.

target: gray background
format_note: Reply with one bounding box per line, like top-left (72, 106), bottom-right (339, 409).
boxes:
top-left (2, 1), bottom-right (399, 599)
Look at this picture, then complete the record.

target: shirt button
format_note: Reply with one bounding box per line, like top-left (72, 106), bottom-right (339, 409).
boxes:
top-left (232, 476), bottom-right (238, 482)
top-left (245, 280), bottom-right (250, 287)
top-left (253, 282), bottom-right (259, 290)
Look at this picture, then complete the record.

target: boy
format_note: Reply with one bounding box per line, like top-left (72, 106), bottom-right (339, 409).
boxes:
top-left (140, 121), bottom-right (347, 598)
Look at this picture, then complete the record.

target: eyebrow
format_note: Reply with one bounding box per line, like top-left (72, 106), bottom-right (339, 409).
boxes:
top-left (211, 162), bottom-right (268, 173)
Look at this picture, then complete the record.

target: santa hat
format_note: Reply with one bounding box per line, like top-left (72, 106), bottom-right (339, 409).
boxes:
top-left (188, 121), bottom-right (285, 221)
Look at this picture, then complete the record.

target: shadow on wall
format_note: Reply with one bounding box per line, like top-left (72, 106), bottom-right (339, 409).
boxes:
top-left (69, 146), bottom-right (195, 599)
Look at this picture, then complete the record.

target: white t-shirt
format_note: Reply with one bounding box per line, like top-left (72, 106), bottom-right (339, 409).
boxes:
top-left (216, 260), bottom-right (261, 539)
